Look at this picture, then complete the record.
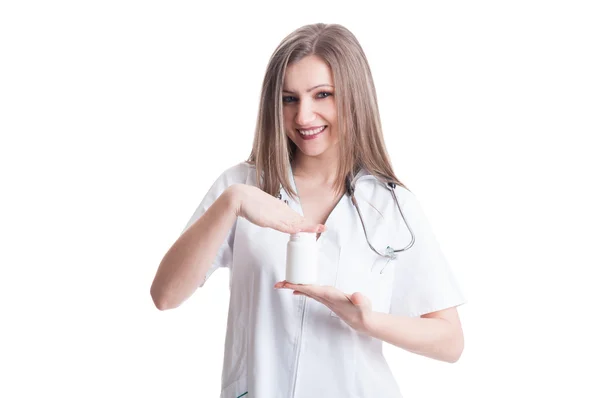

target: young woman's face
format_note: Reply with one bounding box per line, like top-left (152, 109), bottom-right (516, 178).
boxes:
top-left (282, 55), bottom-right (338, 158)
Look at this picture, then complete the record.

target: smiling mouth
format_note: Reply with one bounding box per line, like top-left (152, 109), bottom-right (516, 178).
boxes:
top-left (296, 125), bottom-right (327, 140)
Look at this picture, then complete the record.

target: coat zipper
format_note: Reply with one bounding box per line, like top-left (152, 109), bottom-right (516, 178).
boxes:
top-left (290, 295), bottom-right (307, 397)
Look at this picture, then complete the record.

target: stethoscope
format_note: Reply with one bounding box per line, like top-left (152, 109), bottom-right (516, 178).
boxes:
top-left (345, 176), bottom-right (415, 262)
top-left (278, 175), bottom-right (416, 267)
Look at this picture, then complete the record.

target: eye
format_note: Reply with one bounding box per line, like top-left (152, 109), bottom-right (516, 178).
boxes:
top-left (316, 91), bottom-right (333, 99)
top-left (283, 96), bottom-right (298, 104)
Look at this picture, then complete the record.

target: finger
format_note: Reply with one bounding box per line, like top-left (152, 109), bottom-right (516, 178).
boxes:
top-left (293, 290), bottom-right (329, 307)
top-left (274, 281), bottom-right (317, 290)
top-left (282, 283), bottom-right (324, 300)
top-left (281, 283), bottom-right (343, 309)
top-left (276, 218), bottom-right (323, 235)
top-left (283, 282), bottom-right (319, 295)
top-left (275, 221), bottom-right (303, 234)
top-left (293, 284), bottom-right (341, 307)
top-left (299, 224), bottom-right (327, 233)
top-left (279, 281), bottom-right (300, 289)
top-left (274, 281), bottom-right (287, 289)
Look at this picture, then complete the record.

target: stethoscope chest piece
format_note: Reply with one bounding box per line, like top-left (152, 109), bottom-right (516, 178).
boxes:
top-left (385, 246), bottom-right (397, 260)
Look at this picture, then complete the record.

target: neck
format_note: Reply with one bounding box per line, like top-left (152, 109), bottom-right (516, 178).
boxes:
top-left (291, 147), bottom-right (339, 185)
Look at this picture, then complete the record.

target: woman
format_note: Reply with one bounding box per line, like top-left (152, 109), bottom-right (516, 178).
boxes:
top-left (151, 23), bottom-right (466, 398)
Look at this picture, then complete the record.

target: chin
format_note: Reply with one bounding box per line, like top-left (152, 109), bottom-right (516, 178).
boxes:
top-left (296, 147), bottom-right (328, 157)
top-left (294, 141), bottom-right (338, 158)
top-left (287, 129), bottom-right (338, 158)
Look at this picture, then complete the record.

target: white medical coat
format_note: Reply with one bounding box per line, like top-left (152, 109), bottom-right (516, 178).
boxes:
top-left (183, 162), bottom-right (466, 398)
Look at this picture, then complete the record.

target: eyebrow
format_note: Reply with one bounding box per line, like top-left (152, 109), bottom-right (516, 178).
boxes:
top-left (282, 84), bottom-right (334, 94)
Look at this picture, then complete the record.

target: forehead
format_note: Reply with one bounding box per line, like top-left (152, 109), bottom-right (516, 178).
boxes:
top-left (284, 55), bottom-right (333, 89)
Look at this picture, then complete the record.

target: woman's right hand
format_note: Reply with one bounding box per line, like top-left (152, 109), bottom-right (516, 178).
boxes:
top-left (228, 184), bottom-right (326, 234)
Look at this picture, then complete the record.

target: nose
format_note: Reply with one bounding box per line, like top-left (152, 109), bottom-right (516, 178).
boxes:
top-left (294, 99), bottom-right (316, 126)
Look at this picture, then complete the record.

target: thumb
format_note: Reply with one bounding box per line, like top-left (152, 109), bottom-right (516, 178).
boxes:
top-left (350, 292), bottom-right (372, 310)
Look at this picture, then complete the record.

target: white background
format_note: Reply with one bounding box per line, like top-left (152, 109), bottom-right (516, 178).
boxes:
top-left (1, 1), bottom-right (599, 397)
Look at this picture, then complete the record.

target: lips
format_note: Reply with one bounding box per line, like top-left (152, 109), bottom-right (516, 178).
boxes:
top-left (296, 125), bottom-right (327, 140)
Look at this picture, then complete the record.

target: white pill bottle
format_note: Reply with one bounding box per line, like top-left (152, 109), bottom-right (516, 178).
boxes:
top-left (285, 232), bottom-right (318, 285)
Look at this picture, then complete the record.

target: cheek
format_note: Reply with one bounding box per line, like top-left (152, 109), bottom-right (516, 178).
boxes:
top-left (322, 103), bottom-right (337, 126)
top-left (282, 112), bottom-right (296, 139)
top-left (283, 109), bottom-right (294, 129)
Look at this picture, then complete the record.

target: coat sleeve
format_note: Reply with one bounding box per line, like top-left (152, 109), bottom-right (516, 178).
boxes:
top-left (389, 187), bottom-right (466, 317)
top-left (180, 163), bottom-right (249, 287)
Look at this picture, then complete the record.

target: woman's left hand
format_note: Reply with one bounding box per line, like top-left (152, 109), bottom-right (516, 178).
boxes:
top-left (274, 281), bottom-right (373, 334)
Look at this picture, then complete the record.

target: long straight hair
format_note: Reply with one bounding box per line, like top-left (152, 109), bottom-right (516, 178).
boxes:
top-left (248, 23), bottom-right (406, 198)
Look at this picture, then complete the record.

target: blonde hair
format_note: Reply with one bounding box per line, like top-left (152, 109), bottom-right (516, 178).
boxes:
top-left (248, 23), bottom-right (406, 198)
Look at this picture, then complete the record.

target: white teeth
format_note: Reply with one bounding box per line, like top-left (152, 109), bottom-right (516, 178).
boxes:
top-left (298, 126), bottom-right (326, 136)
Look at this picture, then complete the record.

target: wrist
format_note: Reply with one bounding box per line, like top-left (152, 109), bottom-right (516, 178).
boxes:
top-left (362, 310), bottom-right (379, 336)
top-left (224, 184), bottom-right (244, 217)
